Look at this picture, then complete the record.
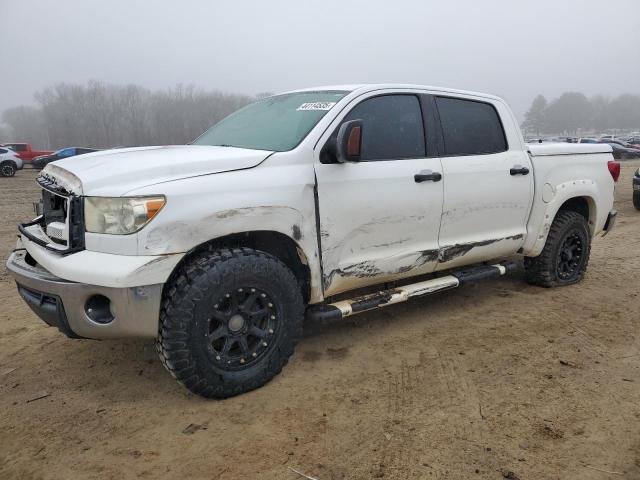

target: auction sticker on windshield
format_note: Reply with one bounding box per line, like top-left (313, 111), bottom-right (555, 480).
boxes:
top-left (297, 102), bottom-right (336, 111)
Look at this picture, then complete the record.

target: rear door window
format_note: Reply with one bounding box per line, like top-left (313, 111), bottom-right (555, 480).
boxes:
top-left (435, 97), bottom-right (507, 156)
top-left (343, 95), bottom-right (426, 161)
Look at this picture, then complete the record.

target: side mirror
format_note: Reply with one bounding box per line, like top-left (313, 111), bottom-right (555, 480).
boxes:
top-left (336, 119), bottom-right (363, 163)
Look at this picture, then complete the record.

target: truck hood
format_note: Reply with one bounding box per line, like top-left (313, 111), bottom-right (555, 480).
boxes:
top-left (41, 145), bottom-right (273, 196)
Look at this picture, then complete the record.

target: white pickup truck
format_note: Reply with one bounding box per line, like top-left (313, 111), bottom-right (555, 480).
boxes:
top-left (7, 84), bottom-right (619, 398)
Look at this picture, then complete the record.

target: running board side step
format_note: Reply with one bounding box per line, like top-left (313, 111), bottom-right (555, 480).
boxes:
top-left (307, 261), bottom-right (517, 322)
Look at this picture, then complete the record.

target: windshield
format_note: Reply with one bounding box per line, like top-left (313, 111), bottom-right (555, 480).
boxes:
top-left (192, 91), bottom-right (347, 151)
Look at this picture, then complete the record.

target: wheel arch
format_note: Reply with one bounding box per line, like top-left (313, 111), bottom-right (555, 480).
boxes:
top-left (556, 196), bottom-right (596, 231)
top-left (0, 159), bottom-right (17, 169)
top-left (164, 230), bottom-right (312, 303)
top-left (523, 189), bottom-right (598, 258)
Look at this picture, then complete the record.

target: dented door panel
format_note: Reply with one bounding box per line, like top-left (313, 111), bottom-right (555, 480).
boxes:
top-left (315, 158), bottom-right (444, 296)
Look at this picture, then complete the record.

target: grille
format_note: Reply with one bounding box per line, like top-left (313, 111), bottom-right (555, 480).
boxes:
top-left (42, 189), bottom-right (68, 245)
top-left (26, 174), bottom-right (85, 253)
top-left (45, 221), bottom-right (67, 241)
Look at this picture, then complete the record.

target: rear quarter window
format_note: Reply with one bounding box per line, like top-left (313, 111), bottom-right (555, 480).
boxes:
top-left (435, 97), bottom-right (507, 156)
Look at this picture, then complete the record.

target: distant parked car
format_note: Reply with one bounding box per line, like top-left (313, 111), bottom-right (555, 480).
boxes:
top-left (32, 147), bottom-right (98, 169)
top-left (603, 139), bottom-right (640, 150)
top-left (578, 138), bottom-right (598, 143)
top-left (0, 147), bottom-right (24, 177)
top-left (602, 142), bottom-right (640, 160)
top-left (0, 143), bottom-right (52, 163)
top-left (634, 168), bottom-right (640, 210)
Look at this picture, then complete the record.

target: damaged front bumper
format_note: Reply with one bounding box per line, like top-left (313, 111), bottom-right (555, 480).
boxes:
top-left (7, 249), bottom-right (163, 339)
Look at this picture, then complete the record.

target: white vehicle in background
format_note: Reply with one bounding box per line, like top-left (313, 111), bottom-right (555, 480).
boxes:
top-left (0, 147), bottom-right (24, 177)
top-left (7, 84), bottom-right (619, 398)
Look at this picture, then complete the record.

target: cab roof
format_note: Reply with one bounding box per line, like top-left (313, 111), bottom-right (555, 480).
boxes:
top-left (282, 84), bottom-right (504, 102)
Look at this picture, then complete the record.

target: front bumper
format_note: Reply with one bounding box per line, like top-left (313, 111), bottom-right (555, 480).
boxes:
top-left (7, 250), bottom-right (162, 339)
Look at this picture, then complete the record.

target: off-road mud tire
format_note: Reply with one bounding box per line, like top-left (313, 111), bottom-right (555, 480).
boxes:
top-left (157, 247), bottom-right (304, 398)
top-left (524, 210), bottom-right (591, 287)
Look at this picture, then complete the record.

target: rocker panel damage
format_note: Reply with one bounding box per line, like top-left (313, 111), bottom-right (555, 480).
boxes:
top-left (322, 234), bottom-right (524, 294)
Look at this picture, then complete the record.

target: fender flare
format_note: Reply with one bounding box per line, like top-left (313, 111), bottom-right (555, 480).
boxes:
top-left (522, 179), bottom-right (599, 257)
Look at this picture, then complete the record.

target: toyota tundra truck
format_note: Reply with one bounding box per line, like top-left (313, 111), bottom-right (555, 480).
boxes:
top-left (6, 84), bottom-right (619, 398)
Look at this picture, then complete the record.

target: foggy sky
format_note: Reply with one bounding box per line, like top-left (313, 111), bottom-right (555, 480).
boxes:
top-left (2, 0), bottom-right (639, 121)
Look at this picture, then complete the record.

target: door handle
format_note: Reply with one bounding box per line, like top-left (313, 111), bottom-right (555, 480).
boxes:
top-left (510, 165), bottom-right (530, 176)
top-left (414, 170), bottom-right (442, 183)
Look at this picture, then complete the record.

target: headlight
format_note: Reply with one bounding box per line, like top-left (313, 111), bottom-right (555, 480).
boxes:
top-left (84, 196), bottom-right (165, 235)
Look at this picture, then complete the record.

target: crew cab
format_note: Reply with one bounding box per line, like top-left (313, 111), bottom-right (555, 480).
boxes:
top-left (6, 84), bottom-right (618, 398)
top-left (0, 143), bottom-right (53, 162)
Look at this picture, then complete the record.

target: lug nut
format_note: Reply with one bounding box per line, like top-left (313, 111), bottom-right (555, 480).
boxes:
top-left (216, 355), bottom-right (221, 361)
top-left (240, 358), bottom-right (245, 364)
top-left (252, 352), bottom-right (257, 357)
top-left (262, 341), bottom-right (268, 347)
top-left (268, 303), bottom-right (273, 307)
top-left (268, 329), bottom-right (274, 334)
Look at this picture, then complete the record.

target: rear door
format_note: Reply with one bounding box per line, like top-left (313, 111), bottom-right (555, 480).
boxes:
top-left (315, 93), bottom-right (444, 297)
top-left (433, 95), bottom-right (533, 270)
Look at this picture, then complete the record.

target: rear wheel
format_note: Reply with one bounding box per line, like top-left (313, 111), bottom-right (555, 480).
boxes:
top-left (633, 191), bottom-right (640, 210)
top-left (157, 247), bottom-right (304, 398)
top-left (524, 210), bottom-right (591, 287)
top-left (0, 161), bottom-right (16, 177)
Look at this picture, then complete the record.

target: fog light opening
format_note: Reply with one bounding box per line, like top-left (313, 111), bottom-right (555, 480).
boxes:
top-left (85, 295), bottom-right (114, 324)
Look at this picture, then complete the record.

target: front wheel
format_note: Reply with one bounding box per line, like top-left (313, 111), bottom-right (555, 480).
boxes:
top-left (633, 190), bottom-right (640, 210)
top-left (524, 210), bottom-right (591, 287)
top-left (157, 248), bottom-right (304, 398)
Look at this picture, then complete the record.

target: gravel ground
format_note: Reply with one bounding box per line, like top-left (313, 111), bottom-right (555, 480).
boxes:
top-left (1, 162), bottom-right (639, 480)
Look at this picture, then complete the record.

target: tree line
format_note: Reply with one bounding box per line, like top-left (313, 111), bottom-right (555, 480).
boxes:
top-left (3, 82), bottom-right (640, 149)
top-left (522, 92), bottom-right (640, 136)
top-left (0, 81), bottom-right (258, 150)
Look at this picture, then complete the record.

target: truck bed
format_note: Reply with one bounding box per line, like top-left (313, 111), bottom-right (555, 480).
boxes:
top-left (527, 142), bottom-right (612, 156)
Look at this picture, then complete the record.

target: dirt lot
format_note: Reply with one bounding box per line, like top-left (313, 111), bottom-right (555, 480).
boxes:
top-left (1, 163), bottom-right (639, 480)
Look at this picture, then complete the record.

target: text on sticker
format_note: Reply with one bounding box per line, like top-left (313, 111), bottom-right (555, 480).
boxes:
top-left (297, 102), bottom-right (336, 111)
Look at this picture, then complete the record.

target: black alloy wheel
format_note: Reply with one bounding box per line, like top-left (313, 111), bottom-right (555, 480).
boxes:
top-left (208, 287), bottom-right (278, 369)
top-left (556, 231), bottom-right (584, 281)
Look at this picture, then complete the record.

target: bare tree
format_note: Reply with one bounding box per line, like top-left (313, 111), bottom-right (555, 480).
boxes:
top-left (3, 81), bottom-right (253, 150)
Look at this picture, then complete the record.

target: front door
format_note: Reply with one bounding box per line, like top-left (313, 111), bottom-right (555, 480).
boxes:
top-left (314, 93), bottom-right (444, 297)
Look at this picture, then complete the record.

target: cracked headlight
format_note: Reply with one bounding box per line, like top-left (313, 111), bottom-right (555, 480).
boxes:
top-left (84, 196), bottom-right (165, 235)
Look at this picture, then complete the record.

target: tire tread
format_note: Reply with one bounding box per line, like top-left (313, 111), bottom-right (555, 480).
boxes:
top-left (524, 210), bottom-right (591, 288)
top-left (157, 247), bottom-right (304, 398)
